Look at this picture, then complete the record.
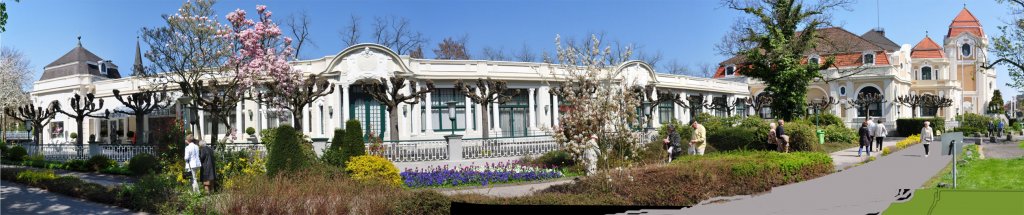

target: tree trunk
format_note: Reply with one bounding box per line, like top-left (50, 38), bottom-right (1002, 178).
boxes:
top-left (210, 116), bottom-right (220, 147)
top-left (911, 106), bottom-right (918, 118)
top-left (292, 106), bottom-right (305, 132)
top-left (76, 118), bottom-right (84, 146)
top-left (135, 113), bottom-right (145, 144)
top-left (389, 105), bottom-right (399, 141)
top-left (481, 103), bottom-right (490, 139)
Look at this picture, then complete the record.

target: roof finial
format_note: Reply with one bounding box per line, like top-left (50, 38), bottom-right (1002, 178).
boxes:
top-left (926, 30), bottom-right (929, 37)
top-left (77, 35), bottom-right (82, 47)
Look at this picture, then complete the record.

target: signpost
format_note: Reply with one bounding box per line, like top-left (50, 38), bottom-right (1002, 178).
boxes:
top-left (941, 132), bottom-right (964, 188)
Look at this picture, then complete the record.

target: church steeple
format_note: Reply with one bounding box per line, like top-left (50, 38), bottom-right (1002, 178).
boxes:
top-left (133, 37), bottom-right (144, 76)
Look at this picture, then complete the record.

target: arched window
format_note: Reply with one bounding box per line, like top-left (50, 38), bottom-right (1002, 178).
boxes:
top-left (856, 87), bottom-right (883, 117)
top-left (725, 65), bottom-right (736, 76)
top-left (961, 44), bottom-right (972, 57)
top-left (863, 53), bottom-right (875, 65)
top-left (808, 56), bottom-right (820, 65)
top-left (921, 66), bottom-right (932, 80)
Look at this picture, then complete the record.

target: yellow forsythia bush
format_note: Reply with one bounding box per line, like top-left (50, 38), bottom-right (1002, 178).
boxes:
top-left (344, 155), bottom-right (402, 187)
top-left (883, 134), bottom-right (921, 156)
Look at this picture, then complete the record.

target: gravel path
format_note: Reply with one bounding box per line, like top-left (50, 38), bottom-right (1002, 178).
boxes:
top-left (440, 178), bottom-right (574, 197)
top-left (981, 142), bottom-right (1024, 159)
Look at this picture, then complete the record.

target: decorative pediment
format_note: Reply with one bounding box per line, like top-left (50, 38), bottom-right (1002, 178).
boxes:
top-left (324, 44), bottom-right (413, 86)
top-left (615, 60), bottom-right (658, 87)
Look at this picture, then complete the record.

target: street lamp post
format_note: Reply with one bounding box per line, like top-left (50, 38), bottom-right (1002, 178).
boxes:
top-left (177, 95), bottom-right (193, 135)
top-left (447, 101), bottom-right (457, 136)
top-left (642, 101), bottom-right (652, 133)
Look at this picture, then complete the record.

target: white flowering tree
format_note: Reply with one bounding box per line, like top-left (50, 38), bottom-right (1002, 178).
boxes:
top-left (550, 35), bottom-right (643, 175)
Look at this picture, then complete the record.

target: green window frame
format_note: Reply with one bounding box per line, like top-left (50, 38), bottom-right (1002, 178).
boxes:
top-left (658, 100), bottom-right (674, 124)
top-left (431, 88), bottom-right (467, 131)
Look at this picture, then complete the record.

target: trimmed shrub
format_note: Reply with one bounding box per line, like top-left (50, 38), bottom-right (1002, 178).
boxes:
top-left (321, 128), bottom-right (347, 167)
top-left (955, 113), bottom-right (994, 134)
top-left (525, 150), bottom-right (576, 168)
top-left (70, 132), bottom-right (78, 139)
top-left (882, 135), bottom-right (921, 156)
top-left (245, 127), bottom-right (256, 136)
top-left (128, 153), bottom-right (161, 176)
top-left (7, 145), bottom-right (27, 162)
top-left (63, 159), bottom-right (90, 172)
top-left (341, 120), bottom-right (366, 167)
top-left (266, 125), bottom-right (314, 177)
top-left (119, 174), bottom-right (178, 212)
top-left (345, 155), bottom-right (401, 187)
top-left (823, 124), bottom-right (857, 145)
top-left (708, 126), bottom-right (766, 151)
top-left (86, 154), bottom-right (115, 171)
top-left (896, 118), bottom-right (945, 137)
top-left (802, 113), bottom-right (843, 127)
top-left (784, 122), bottom-right (823, 152)
top-left (16, 169), bottom-right (57, 184)
top-left (392, 190), bottom-right (451, 215)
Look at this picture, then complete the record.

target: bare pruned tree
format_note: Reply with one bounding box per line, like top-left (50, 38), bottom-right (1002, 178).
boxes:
top-left (4, 103), bottom-right (56, 146)
top-left (112, 88), bottom-right (172, 144)
top-left (286, 10), bottom-right (315, 60)
top-left (434, 35), bottom-right (470, 60)
top-left (845, 92), bottom-right (885, 122)
top-left (455, 78), bottom-right (519, 139)
top-left (52, 93), bottom-right (110, 146)
top-left (662, 59), bottom-right (688, 75)
top-left (340, 15), bottom-right (361, 47)
top-left (360, 77), bottom-right (433, 141)
top-left (253, 75), bottom-right (334, 131)
top-left (482, 46), bottom-right (508, 61)
top-left (635, 49), bottom-right (664, 69)
top-left (696, 62), bottom-right (715, 78)
top-left (373, 16), bottom-right (427, 55)
top-left (514, 43), bottom-right (537, 62)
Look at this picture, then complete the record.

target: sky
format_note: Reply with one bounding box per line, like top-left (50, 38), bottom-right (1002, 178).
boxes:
top-left (0, 0), bottom-right (1016, 99)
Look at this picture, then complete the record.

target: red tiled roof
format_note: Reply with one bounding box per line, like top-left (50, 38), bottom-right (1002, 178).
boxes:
top-left (948, 8), bottom-right (984, 37)
top-left (911, 36), bottom-right (945, 58)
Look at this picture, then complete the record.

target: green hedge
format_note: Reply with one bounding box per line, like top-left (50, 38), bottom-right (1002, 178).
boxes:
top-left (321, 129), bottom-right (347, 167)
top-left (896, 118), bottom-right (946, 137)
top-left (266, 125), bottom-right (314, 177)
top-left (954, 113), bottom-right (994, 135)
top-left (799, 113), bottom-right (843, 127)
top-left (785, 122), bottom-right (823, 152)
top-left (823, 125), bottom-right (857, 145)
top-left (341, 120), bottom-right (366, 167)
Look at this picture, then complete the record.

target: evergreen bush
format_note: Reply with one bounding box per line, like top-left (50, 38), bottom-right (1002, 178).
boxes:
top-left (954, 113), bottom-right (994, 134)
top-left (7, 145), bottom-right (27, 162)
top-left (896, 118), bottom-right (946, 137)
top-left (341, 120), bottom-right (366, 167)
top-left (265, 125), bottom-right (314, 177)
top-left (86, 155), bottom-right (115, 171)
top-left (321, 128), bottom-right (347, 167)
top-left (784, 122), bottom-right (823, 152)
top-left (128, 153), bottom-right (161, 176)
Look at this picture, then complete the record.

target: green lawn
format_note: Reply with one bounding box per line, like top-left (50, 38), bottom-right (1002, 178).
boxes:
top-left (884, 189), bottom-right (1024, 215)
top-left (822, 141), bottom-right (857, 153)
top-left (936, 157), bottom-right (1024, 190)
top-left (1019, 140), bottom-right (1023, 149)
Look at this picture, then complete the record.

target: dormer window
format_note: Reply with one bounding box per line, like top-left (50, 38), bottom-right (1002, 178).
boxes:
top-left (921, 66), bottom-right (932, 80)
top-left (863, 53), bottom-right (875, 65)
top-left (725, 65), bottom-right (736, 76)
top-left (961, 44), bottom-right (972, 57)
top-left (808, 55), bottom-right (820, 66)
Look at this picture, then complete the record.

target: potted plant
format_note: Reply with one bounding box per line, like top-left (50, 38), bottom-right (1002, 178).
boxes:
top-left (88, 134), bottom-right (96, 143)
top-left (99, 130), bottom-right (109, 143)
top-left (245, 127), bottom-right (257, 143)
top-left (70, 132), bottom-right (78, 142)
top-left (126, 131), bottom-right (136, 144)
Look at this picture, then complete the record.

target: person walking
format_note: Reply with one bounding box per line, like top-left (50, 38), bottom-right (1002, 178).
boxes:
top-left (875, 119), bottom-right (887, 152)
top-left (690, 121), bottom-right (707, 156)
top-left (184, 135), bottom-right (202, 193)
top-left (776, 119), bottom-right (790, 153)
top-left (666, 124), bottom-right (682, 162)
top-left (866, 117), bottom-right (877, 152)
top-left (998, 121), bottom-right (1005, 137)
top-left (858, 121), bottom-right (871, 157)
top-left (921, 121), bottom-right (934, 157)
top-left (199, 140), bottom-right (217, 192)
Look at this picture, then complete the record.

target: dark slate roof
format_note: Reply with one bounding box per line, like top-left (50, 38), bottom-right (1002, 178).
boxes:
top-left (860, 30), bottom-right (901, 52)
top-left (40, 44), bottom-right (122, 81)
top-left (718, 27), bottom-right (885, 66)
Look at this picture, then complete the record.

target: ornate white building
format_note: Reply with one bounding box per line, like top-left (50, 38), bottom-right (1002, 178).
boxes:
top-left (30, 42), bottom-right (748, 144)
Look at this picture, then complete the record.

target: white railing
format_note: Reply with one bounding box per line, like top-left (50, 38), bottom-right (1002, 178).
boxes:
top-left (462, 136), bottom-right (559, 159)
top-left (4, 131), bottom-right (32, 141)
top-left (373, 139), bottom-right (449, 162)
top-left (220, 143), bottom-right (267, 158)
top-left (99, 145), bottom-right (158, 162)
top-left (14, 143), bottom-right (157, 163)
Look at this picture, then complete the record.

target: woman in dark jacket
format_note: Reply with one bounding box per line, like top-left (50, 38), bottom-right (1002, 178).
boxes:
top-left (199, 142), bottom-right (217, 192)
top-left (858, 121), bottom-right (871, 157)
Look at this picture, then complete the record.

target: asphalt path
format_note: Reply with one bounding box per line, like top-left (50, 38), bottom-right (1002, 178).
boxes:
top-left (1, 181), bottom-right (142, 215)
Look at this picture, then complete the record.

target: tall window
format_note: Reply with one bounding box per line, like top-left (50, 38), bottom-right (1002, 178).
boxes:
top-left (430, 88), bottom-right (466, 131)
top-left (863, 53), bottom-right (875, 65)
top-left (961, 44), bottom-right (972, 57)
top-left (499, 91), bottom-right (529, 137)
top-left (658, 100), bottom-right (674, 124)
top-left (921, 66), bottom-right (932, 80)
top-left (735, 100), bottom-right (747, 117)
top-left (856, 87), bottom-right (883, 117)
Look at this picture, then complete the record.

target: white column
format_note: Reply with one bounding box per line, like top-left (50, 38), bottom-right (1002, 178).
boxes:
top-left (492, 100), bottom-right (500, 132)
top-left (679, 92), bottom-right (689, 123)
top-left (829, 82), bottom-right (840, 116)
top-left (883, 79), bottom-right (893, 121)
top-left (465, 92), bottom-right (473, 133)
top-left (538, 86), bottom-right (550, 129)
top-left (845, 81), bottom-right (856, 124)
top-left (528, 88), bottom-right (537, 131)
top-left (412, 97), bottom-right (421, 135)
top-left (342, 85), bottom-right (350, 126)
top-left (424, 90), bottom-right (433, 134)
top-left (674, 92), bottom-right (684, 121)
top-left (552, 94), bottom-right (559, 127)
top-left (651, 87), bottom-right (661, 128)
top-left (197, 110), bottom-right (206, 140)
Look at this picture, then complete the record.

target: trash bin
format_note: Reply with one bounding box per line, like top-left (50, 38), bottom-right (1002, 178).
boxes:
top-left (816, 129), bottom-right (825, 145)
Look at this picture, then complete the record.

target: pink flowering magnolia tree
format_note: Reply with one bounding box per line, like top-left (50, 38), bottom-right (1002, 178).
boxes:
top-left (222, 5), bottom-right (333, 131)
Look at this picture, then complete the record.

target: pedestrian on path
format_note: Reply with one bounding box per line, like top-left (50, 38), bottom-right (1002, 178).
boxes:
top-left (184, 135), bottom-right (202, 193)
top-left (666, 123), bottom-right (682, 162)
top-left (921, 121), bottom-right (934, 157)
top-left (776, 119), bottom-right (790, 153)
top-left (875, 119), bottom-right (887, 152)
top-left (199, 140), bottom-right (217, 192)
top-left (859, 121), bottom-right (871, 157)
top-left (690, 121), bottom-right (707, 156)
top-left (867, 117), bottom-right (876, 152)
top-left (768, 122), bottom-right (780, 151)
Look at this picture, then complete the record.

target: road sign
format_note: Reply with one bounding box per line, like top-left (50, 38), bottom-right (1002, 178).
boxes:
top-left (940, 132), bottom-right (964, 156)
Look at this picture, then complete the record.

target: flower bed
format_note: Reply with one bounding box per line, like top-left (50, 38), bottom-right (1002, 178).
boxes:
top-left (882, 134), bottom-right (921, 156)
top-left (401, 161), bottom-right (563, 188)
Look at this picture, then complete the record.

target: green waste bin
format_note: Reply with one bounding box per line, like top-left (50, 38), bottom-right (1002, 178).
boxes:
top-left (816, 129), bottom-right (825, 144)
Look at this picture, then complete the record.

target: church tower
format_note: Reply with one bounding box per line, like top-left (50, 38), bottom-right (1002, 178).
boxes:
top-left (945, 7), bottom-right (995, 115)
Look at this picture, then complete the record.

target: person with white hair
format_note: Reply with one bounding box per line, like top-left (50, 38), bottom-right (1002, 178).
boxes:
top-left (184, 134), bottom-right (202, 192)
top-left (920, 121), bottom-right (934, 157)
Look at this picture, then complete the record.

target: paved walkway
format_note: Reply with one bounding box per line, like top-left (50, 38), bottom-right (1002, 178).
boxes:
top-left (0, 165), bottom-right (135, 187)
top-left (440, 178), bottom-right (574, 197)
top-left (1, 181), bottom-right (142, 215)
top-left (829, 137), bottom-right (903, 170)
top-left (631, 138), bottom-right (952, 215)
